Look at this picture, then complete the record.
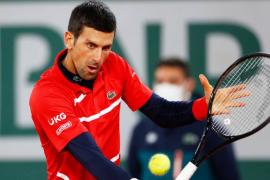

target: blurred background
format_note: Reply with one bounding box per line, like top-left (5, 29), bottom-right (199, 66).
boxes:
top-left (0, 0), bottom-right (270, 179)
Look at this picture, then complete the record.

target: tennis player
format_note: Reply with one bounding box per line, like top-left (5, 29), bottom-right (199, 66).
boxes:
top-left (29, 1), bottom-right (227, 179)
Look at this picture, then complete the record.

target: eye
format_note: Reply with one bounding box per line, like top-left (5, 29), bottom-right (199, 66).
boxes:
top-left (102, 45), bottom-right (111, 51)
top-left (86, 43), bottom-right (96, 49)
top-left (170, 79), bottom-right (179, 84)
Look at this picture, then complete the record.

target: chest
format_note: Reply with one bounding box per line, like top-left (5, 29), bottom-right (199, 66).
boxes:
top-left (70, 78), bottom-right (124, 129)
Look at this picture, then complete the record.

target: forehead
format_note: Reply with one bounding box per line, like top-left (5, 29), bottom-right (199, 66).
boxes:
top-left (78, 26), bottom-right (115, 44)
top-left (154, 66), bottom-right (187, 83)
top-left (155, 66), bottom-right (186, 77)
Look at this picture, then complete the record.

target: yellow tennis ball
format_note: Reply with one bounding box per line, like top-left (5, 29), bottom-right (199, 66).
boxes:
top-left (148, 153), bottom-right (171, 176)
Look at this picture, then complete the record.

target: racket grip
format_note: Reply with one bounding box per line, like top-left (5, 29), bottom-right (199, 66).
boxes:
top-left (175, 162), bottom-right (198, 180)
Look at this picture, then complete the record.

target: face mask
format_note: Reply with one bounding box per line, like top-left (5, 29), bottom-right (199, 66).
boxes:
top-left (153, 83), bottom-right (191, 101)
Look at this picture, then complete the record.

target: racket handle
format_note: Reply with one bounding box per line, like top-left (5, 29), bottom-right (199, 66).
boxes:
top-left (175, 162), bottom-right (198, 180)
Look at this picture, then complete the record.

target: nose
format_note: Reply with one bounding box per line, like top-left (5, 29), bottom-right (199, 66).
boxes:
top-left (93, 48), bottom-right (102, 63)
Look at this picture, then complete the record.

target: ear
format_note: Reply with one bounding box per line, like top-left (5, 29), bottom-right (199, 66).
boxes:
top-left (186, 77), bottom-right (196, 92)
top-left (64, 31), bottom-right (75, 50)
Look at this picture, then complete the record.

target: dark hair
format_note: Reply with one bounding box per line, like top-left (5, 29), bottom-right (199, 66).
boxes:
top-left (68, 0), bottom-right (117, 39)
top-left (156, 57), bottom-right (190, 77)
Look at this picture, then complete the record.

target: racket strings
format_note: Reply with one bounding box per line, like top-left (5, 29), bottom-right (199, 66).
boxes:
top-left (223, 57), bottom-right (257, 84)
top-left (221, 59), bottom-right (268, 135)
top-left (211, 56), bottom-right (270, 136)
top-left (214, 78), bottom-right (255, 134)
top-left (218, 75), bottom-right (261, 135)
top-left (212, 58), bottom-right (259, 114)
top-left (214, 87), bottom-right (253, 134)
top-left (229, 58), bottom-right (262, 134)
top-left (215, 59), bottom-right (262, 135)
top-left (214, 57), bottom-right (259, 108)
top-left (237, 73), bottom-right (267, 132)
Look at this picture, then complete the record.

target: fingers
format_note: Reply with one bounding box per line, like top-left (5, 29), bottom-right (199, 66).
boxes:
top-left (230, 90), bottom-right (251, 99)
top-left (212, 101), bottom-right (245, 115)
top-left (199, 74), bottom-right (213, 105)
top-left (199, 74), bottom-right (213, 91)
top-left (226, 101), bottom-right (246, 107)
top-left (210, 83), bottom-right (250, 116)
top-left (212, 107), bottom-right (230, 115)
top-left (212, 90), bottom-right (248, 116)
top-left (227, 84), bottom-right (247, 93)
top-left (215, 84), bottom-right (250, 101)
top-left (214, 91), bottom-right (247, 107)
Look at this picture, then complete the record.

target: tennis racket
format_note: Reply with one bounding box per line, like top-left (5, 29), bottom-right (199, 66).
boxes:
top-left (176, 53), bottom-right (270, 180)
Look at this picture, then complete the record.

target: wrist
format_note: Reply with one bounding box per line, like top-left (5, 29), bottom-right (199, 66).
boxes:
top-left (192, 97), bottom-right (208, 121)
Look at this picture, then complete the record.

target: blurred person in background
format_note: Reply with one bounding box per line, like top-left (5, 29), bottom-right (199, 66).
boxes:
top-left (127, 58), bottom-right (241, 180)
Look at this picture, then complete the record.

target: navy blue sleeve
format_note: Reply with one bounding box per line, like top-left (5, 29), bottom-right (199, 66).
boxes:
top-left (67, 132), bottom-right (132, 180)
top-left (139, 93), bottom-right (196, 128)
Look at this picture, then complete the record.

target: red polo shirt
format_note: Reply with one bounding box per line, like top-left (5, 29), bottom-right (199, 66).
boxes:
top-left (29, 49), bottom-right (153, 180)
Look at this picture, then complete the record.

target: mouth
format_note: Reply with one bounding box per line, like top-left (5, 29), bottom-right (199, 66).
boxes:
top-left (87, 65), bottom-right (99, 74)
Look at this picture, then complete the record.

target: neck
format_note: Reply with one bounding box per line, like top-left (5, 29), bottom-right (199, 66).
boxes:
top-left (57, 50), bottom-right (94, 89)
top-left (62, 52), bottom-right (77, 74)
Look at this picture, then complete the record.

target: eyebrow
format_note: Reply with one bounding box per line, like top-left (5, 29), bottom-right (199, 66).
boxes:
top-left (85, 39), bottom-right (112, 48)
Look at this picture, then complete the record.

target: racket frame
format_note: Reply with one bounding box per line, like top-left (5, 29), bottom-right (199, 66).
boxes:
top-left (191, 52), bottom-right (270, 166)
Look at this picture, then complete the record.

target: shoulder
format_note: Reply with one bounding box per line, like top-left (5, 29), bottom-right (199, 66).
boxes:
top-left (107, 51), bottom-right (126, 63)
top-left (31, 64), bottom-right (72, 99)
top-left (101, 51), bottom-right (133, 82)
top-left (103, 51), bottom-right (129, 70)
top-left (30, 78), bottom-right (70, 111)
top-left (31, 81), bottom-right (60, 98)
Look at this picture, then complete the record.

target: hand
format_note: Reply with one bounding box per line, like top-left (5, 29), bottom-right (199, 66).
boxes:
top-left (199, 74), bottom-right (250, 115)
top-left (199, 74), bottom-right (213, 105)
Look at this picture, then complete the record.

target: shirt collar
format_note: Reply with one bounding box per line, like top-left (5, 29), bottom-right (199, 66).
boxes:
top-left (51, 49), bottom-right (92, 94)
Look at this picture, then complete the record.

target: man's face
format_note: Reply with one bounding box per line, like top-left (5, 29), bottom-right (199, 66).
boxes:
top-left (154, 66), bottom-right (187, 86)
top-left (66, 27), bottom-right (114, 80)
top-left (154, 65), bottom-right (194, 101)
